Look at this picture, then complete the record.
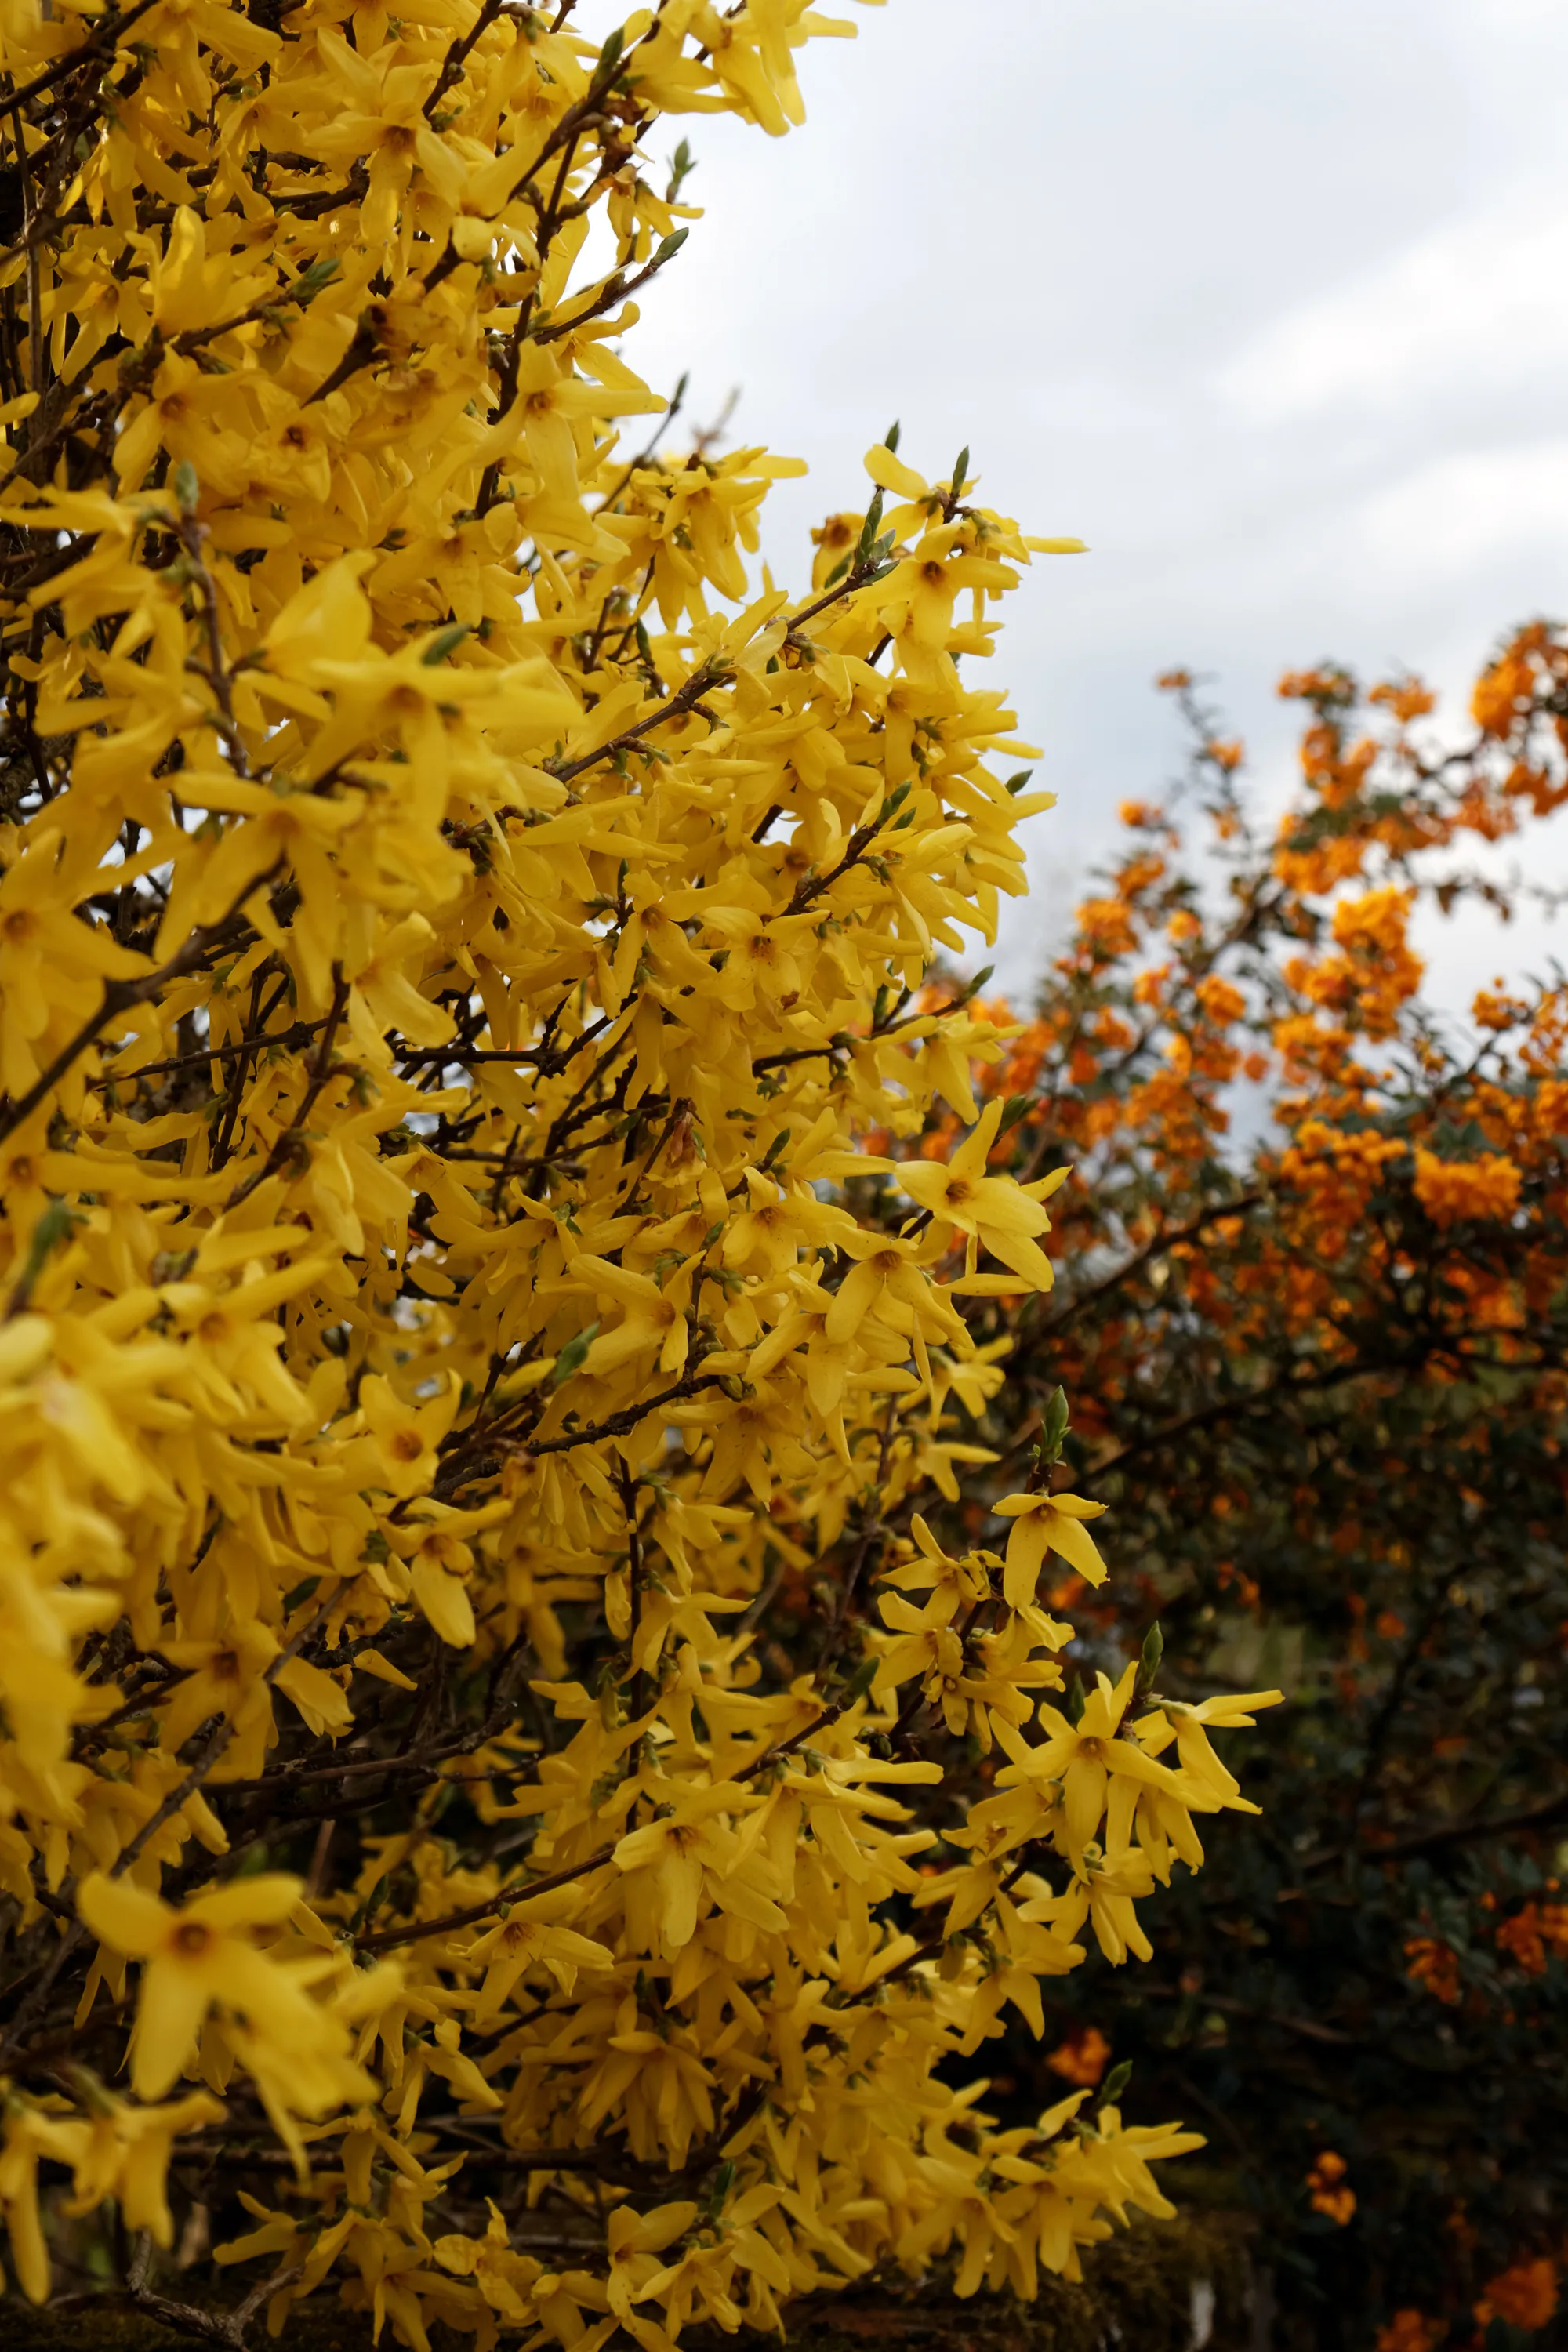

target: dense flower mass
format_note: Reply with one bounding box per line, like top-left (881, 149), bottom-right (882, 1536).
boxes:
top-left (918, 646), bottom-right (1568, 2347)
top-left (0, 1), bottom-right (1273, 2337)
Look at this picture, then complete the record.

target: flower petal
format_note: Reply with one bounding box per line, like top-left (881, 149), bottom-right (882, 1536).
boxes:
top-left (77, 1871), bottom-right (170, 1958)
top-left (130, 1953), bottom-right (210, 2099)
top-left (190, 1873), bottom-right (304, 1930)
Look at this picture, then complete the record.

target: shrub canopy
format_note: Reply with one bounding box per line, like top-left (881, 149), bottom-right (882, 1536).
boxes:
top-left (940, 644), bottom-right (1568, 2350)
top-left (0, 2), bottom-right (1273, 2341)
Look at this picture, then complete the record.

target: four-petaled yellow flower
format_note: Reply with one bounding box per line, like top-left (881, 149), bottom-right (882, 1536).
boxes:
top-left (78, 1874), bottom-right (335, 2100)
top-left (995, 1664), bottom-right (1193, 1865)
top-left (993, 1487), bottom-right (1111, 1603)
top-left (898, 1100), bottom-right (1068, 1287)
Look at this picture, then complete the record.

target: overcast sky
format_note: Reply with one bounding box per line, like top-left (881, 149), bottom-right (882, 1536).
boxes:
top-left (622, 0), bottom-right (1568, 1006)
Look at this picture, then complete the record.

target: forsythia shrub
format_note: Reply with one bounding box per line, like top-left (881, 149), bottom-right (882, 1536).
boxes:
top-left (0, 0), bottom-right (1277, 2339)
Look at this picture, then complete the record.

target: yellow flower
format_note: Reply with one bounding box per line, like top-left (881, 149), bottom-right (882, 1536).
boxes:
top-left (62, 2082), bottom-right (224, 2251)
top-left (612, 1787), bottom-right (747, 1953)
top-left (436, 2201), bottom-right (546, 2324)
top-left (0, 830), bottom-right (146, 1098)
top-left (154, 1621), bottom-right (282, 1767)
top-left (994, 1664), bottom-right (1192, 1865)
top-left (1136, 1689), bottom-right (1284, 1816)
top-left (607, 2199), bottom-right (699, 2339)
top-left (354, 1372), bottom-right (461, 1501)
top-left (575, 1254), bottom-right (697, 1380)
top-left (305, 41), bottom-right (469, 245)
top-left (463, 1893), bottom-right (614, 2019)
top-left (390, 1510), bottom-right (481, 1649)
top-left (1054, 1851), bottom-right (1161, 1966)
top-left (723, 1172), bottom-right (855, 1280)
top-left (825, 1226), bottom-right (963, 1348)
top-left (993, 1487), bottom-right (1111, 1602)
top-left (0, 2097), bottom-right (88, 2303)
top-left (897, 1100), bottom-right (1065, 1287)
top-left (76, 1872), bottom-right (336, 2100)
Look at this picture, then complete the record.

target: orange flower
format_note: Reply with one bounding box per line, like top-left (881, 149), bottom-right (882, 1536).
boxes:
top-left (1495, 1904), bottom-right (1548, 1976)
top-left (1196, 975), bottom-right (1246, 1025)
top-left (1413, 1149), bottom-right (1523, 1226)
top-left (1369, 677), bottom-right (1436, 725)
top-left (1306, 2148), bottom-right (1356, 2224)
top-left (1375, 2313), bottom-right (1445, 2352)
top-left (1405, 1936), bottom-right (1461, 2005)
top-left (1472, 985), bottom-right (1530, 1033)
top-left (1475, 2258), bottom-right (1559, 2332)
top-left (1540, 1904), bottom-right (1568, 1960)
top-left (1472, 652), bottom-right (1533, 735)
top-left (1045, 2026), bottom-right (1109, 2087)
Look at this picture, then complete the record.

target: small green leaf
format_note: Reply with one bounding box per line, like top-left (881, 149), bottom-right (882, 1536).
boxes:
top-left (294, 256), bottom-right (341, 296)
top-left (421, 621), bottom-right (471, 666)
top-left (1098, 2059), bottom-right (1133, 2106)
top-left (12, 1196), bottom-right (82, 1307)
top-left (550, 1322), bottom-right (599, 1387)
top-left (1137, 1620), bottom-right (1164, 1694)
top-left (884, 419), bottom-right (901, 452)
top-left (840, 1653), bottom-right (879, 1703)
top-left (172, 459), bottom-right (201, 516)
top-left (348, 1871), bottom-right (392, 1933)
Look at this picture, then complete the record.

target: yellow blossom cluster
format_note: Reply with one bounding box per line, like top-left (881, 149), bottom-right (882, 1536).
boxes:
top-left (0, 0), bottom-right (1276, 2338)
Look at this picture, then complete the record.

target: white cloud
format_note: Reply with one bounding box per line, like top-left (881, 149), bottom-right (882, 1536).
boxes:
top-left (1218, 201), bottom-right (1568, 418)
top-left (1359, 439), bottom-right (1568, 578)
